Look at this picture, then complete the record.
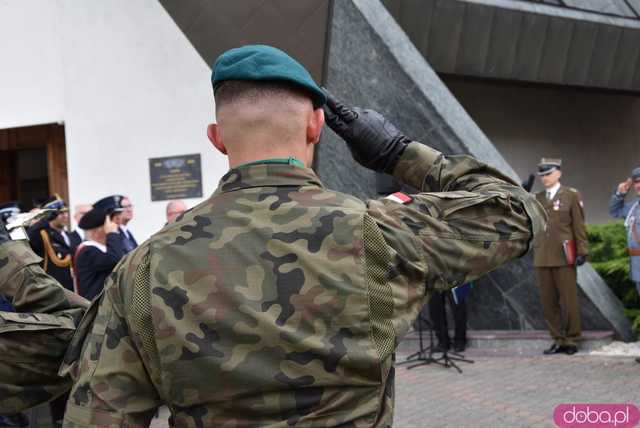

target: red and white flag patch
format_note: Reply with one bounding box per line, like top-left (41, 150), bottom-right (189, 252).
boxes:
top-left (385, 192), bottom-right (413, 205)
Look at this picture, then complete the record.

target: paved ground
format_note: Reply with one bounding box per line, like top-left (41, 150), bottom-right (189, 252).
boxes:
top-left (394, 352), bottom-right (640, 428)
top-left (147, 352), bottom-right (639, 427)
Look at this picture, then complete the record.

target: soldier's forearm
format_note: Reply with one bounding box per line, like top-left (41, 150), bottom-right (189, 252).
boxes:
top-left (392, 142), bottom-right (547, 240)
top-left (392, 142), bottom-right (518, 193)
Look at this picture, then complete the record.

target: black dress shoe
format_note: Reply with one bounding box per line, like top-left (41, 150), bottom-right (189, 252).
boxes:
top-left (432, 342), bottom-right (450, 353)
top-left (635, 357), bottom-right (640, 364)
top-left (543, 344), bottom-right (563, 355)
top-left (563, 345), bottom-right (578, 355)
top-left (453, 340), bottom-right (467, 353)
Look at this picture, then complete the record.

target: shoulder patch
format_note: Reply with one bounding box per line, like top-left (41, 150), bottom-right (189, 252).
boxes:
top-left (569, 187), bottom-right (578, 193)
top-left (385, 192), bottom-right (413, 205)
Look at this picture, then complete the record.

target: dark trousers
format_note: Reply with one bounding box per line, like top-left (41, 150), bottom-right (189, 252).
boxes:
top-left (49, 391), bottom-right (69, 425)
top-left (536, 266), bottom-right (582, 346)
top-left (429, 290), bottom-right (467, 347)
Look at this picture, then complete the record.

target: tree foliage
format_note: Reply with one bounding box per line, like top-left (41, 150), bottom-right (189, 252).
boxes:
top-left (587, 221), bottom-right (639, 331)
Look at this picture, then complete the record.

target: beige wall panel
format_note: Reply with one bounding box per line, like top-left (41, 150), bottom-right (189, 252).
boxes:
top-left (445, 77), bottom-right (640, 223)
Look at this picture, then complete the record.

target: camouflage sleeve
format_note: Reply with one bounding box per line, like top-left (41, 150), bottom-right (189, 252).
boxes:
top-left (571, 190), bottom-right (588, 257)
top-left (0, 241), bottom-right (89, 414)
top-left (0, 240), bottom-right (88, 314)
top-left (365, 142), bottom-right (546, 337)
top-left (64, 246), bottom-right (161, 428)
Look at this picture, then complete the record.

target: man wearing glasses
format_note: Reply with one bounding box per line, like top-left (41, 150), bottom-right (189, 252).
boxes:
top-left (610, 167), bottom-right (640, 364)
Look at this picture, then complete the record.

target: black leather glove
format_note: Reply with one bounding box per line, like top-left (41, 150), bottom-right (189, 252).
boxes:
top-left (323, 90), bottom-right (410, 174)
top-left (576, 255), bottom-right (587, 266)
top-left (0, 217), bottom-right (9, 245)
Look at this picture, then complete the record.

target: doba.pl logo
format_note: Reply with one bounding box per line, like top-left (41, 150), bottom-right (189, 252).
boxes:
top-left (554, 404), bottom-right (640, 428)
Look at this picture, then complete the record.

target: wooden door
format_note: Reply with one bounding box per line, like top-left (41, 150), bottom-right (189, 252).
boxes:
top-left (0, 123), bottom-right (68, 209)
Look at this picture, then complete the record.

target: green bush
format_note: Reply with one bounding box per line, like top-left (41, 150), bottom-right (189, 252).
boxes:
top-left (587, 221), bottom-right (640, 331)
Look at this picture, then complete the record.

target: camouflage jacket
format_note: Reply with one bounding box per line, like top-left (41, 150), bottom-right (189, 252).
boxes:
top-left (0, 240), bottom-right (89, 413)
top-left (57, 142), bottom-right (545, 427)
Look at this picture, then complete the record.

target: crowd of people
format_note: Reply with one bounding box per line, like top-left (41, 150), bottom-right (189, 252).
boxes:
top-left (0, 195), bottom-right (191, 301)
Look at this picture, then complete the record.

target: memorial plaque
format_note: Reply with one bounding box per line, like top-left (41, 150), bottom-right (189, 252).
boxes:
top-left (149, 154), bottom-right (203, 201)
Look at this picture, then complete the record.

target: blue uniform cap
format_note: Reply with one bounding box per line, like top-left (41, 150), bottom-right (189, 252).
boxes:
top-left (211, 44), bottom-right (327, 108)
top-left (632, 167), bottom-right (640, 181)
top-left (0, 201), bottom-right (20, 222)
top-left (94, 195), bottom-right (124, 213)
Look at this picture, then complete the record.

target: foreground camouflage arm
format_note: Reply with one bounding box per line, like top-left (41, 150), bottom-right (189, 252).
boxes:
top-left (0, 240), bottom-right (89, 414)
top-left (366, 142), bottom-right (546, 337)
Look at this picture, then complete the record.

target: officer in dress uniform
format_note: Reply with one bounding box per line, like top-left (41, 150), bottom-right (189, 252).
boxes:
top-left (74, 206), bottom-right (126, 300)
top-left (609, 166), bottom-right (640, 365)
top-left (26, 196), bottom-right (75, 291)
top-left (533, 158), bottom-right (588, 355)
top-left (94, 195), bottom-right (138, 253)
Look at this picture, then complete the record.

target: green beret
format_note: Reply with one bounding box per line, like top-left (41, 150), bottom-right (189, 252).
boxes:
top-left (211, 44), bottom-right (326, 108)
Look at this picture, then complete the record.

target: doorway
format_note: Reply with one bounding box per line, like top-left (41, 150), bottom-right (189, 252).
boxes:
top-left (0, 123), bottom-right (69, 210)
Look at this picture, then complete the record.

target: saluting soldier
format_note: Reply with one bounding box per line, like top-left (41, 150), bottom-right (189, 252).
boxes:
top-left (94, 195), bottom-right (138, 253)
top-left (534, 158), bottom-right (588, 355)
top-left (0, 45), bottom-right (546, 426)
top-left (73, 206), bottom-right (125, 300)
top-left (27, 196), bottom-right (75, 291)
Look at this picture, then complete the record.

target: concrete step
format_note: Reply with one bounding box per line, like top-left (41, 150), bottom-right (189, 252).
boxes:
top-left (397, 330), bottom-right (615, 358)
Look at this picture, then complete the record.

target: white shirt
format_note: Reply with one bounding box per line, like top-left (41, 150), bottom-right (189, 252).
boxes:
top-left (75, 228), bottom-right (85, 240)
top-left (545, 182), bottom-right (561, 200)
top-left (81, 240), bottom-right (107, 253)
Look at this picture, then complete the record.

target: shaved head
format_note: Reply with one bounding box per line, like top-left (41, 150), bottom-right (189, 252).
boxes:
top-left (208, 80), bottom-right (324, 168)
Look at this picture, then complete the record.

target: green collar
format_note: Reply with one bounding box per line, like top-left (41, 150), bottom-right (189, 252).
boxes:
top-left (236, 157), bottom-right (305, 169)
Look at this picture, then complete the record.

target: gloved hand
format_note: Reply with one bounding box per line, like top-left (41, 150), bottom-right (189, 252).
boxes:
top-left (323, 90), bottom-right (410, 174)
top-left (576, 255), bottom-right (587, 266)
top-left (0, 217), bottom-right (9, 245)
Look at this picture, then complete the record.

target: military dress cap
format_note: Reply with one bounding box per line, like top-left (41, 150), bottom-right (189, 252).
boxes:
top-left (211, 44), bottom-right (327, 108)
top-left (93, 195), bottom-right (125, 213)
top-left (0, 201), bottom-right (20, 222)
top-left (537, 158), bottom-right (562, 176)
top-left (78, 207), bottom-right (107, 230)
top-left (632, 167), bottom-right (640, 181)
top-left (42, 195), bottom-right (68, 212)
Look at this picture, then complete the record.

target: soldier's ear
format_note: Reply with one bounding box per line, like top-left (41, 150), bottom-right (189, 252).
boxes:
top-left (208, 123), bottom-right (227, 155)
top-left (306, 108), bottom-right (324, 146)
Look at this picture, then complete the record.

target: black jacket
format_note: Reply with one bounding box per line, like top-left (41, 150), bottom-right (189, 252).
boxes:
top-left (119, 227), bottom-right (138, 254)
top-left (27, 220), bottom-right (74, 291)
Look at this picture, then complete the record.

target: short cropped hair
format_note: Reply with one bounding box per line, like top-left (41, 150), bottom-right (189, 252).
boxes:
top-left (214, 80), bottom-right (315, 110)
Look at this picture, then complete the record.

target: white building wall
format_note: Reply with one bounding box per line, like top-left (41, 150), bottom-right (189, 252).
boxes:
top-left (0, 0), bottom-right (225, 240)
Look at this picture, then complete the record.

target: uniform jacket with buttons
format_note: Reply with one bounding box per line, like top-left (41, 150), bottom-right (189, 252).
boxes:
top-left (533, 185), bottom-right (588, 267)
